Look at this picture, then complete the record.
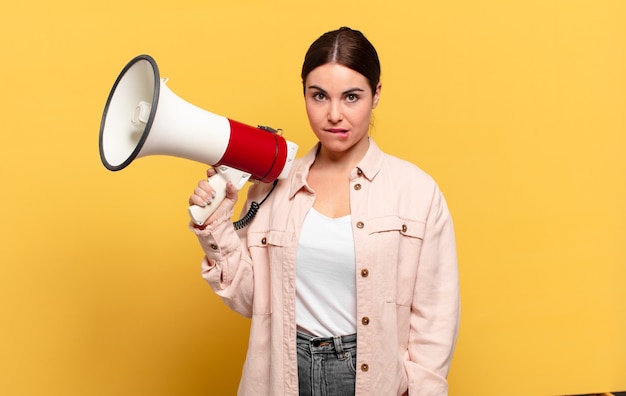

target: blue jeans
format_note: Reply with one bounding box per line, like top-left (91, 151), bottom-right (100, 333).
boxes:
top-left (296, 331), bottom-right (357, 396)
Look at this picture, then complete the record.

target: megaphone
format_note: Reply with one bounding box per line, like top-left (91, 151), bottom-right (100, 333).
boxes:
top-left (99, 54), bottom-right (298, 226)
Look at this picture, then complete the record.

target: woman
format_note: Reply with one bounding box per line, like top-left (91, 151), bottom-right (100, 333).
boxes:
top-left (189, 27), bottom-right (460, 396)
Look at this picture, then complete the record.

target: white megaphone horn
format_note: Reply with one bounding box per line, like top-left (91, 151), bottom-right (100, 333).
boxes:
top-left (99, 54), bottom-right (298, 226)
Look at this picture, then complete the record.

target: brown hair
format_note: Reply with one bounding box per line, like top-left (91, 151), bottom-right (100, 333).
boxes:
top-left (301, 27), bottom-right (381, 95)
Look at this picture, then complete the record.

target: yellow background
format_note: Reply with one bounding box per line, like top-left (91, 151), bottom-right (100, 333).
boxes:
top-left (1, 1), bottom-right (625, 395)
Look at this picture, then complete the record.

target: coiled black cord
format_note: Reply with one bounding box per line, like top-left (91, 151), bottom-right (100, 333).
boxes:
top-left (233, 179), bottom-right (279, 230)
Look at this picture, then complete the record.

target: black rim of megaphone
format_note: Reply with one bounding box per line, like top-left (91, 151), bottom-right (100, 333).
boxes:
top-left (99, 54), bottom-right (160, 171)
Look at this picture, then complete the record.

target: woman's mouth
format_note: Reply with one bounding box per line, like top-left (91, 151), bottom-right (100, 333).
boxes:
top-left (326, 128), bottom-right (348, 134)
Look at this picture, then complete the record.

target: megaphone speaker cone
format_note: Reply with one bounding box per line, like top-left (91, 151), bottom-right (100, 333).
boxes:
top-left (99, 55), bottom-right (159, 171)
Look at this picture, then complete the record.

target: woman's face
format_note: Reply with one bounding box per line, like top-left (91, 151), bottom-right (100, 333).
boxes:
top-left (304, 63), bottom-right (381, 159)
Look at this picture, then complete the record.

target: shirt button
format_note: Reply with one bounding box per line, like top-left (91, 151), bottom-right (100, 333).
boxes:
top-left (361, 268), bottom-right (369, 277)
top-left (361, 363), bottom-right (369, 372)
top-left (261, 237), bottom-right (267, 245)
top-left (402, 224), bottom-right (407, 233)
top-left (210, 243), bottom-right (218, 250)
top-left (354, 183), bottom-right (362, 190)
top-left (356, 168), bottom-right (363, 176)
top-left (361, 317), bottom-right (370, 325)
top-left (356, 221), bottom-right (364, 229)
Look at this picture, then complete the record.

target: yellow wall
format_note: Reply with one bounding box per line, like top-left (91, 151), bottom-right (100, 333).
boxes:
top-left (1, 1), bottom-right (624, 395)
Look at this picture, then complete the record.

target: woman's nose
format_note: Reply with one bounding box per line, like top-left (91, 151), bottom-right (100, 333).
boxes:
top-left (327, 102), bottom-right (343, 122)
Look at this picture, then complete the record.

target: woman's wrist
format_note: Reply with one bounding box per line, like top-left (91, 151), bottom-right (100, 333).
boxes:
top-left (192, 221), bottom-right (208, 230)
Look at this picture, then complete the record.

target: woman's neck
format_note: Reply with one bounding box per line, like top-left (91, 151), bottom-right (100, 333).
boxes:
top-left (307, 138), bottom-right (369, 218)
top-left (313, 137), bottom-right (370, 173)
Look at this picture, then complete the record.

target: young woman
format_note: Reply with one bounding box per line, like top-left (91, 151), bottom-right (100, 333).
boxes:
top-left (189, 27), bottom-right (460, 396)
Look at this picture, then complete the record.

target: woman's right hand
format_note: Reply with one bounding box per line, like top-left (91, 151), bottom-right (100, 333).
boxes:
top-left (188, 168), bottom-right (240, 228)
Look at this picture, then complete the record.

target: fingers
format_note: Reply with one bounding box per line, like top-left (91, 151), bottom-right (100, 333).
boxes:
top-left (224, 180), bottom-right (239, 201)
top-left (206, 167), bottom-right (217, 178)
top-left (189, 179), bottom-right (217, 207)
top-left (209, 181), bottom-right (238, 222)
top-left (188, 168), bottom-right (241, 227)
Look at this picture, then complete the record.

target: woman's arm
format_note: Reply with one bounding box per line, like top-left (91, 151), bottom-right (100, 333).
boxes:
top-left (405, 189), bottom-right (460, 395)
top-left (189, 169), bottom-right (255, 317)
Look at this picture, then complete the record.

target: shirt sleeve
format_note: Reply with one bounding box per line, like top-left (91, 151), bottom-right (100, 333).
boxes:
top-left (190, 206), bottom-right (254, 318)
top-left (405, 188), bottom-right (460, 395)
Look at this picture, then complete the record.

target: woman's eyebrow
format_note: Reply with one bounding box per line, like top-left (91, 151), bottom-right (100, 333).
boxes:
top-left (342, 87), bottom-right (365, 95)
top-left (307, 84), bottom-right (327, 93)
top-left (307, 85), bottom-right (365, 95)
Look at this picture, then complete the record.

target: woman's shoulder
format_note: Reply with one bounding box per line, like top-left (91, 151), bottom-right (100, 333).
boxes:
top-left (381, 152), bottom-right (437, 186)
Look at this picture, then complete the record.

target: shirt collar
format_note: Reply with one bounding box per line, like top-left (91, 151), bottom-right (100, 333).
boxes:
top-left (287, 138), bottom-right (384, 199)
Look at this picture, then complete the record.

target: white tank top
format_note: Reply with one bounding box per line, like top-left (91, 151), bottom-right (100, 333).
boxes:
top-left (295, 207), bottom-right (357, 337)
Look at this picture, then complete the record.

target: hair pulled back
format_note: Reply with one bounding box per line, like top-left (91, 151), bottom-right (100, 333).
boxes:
top-left (301, 27), bottom-right (381, 95)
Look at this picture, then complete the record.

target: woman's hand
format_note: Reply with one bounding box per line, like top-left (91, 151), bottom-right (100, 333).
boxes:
top-left (188, 168), bottom-right (240, 228)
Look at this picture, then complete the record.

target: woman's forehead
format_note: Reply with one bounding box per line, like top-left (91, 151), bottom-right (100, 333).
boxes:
top-left (305, 63), bottom-right (369, 91)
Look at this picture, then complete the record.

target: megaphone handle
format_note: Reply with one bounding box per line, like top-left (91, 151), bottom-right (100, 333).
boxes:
top-left (188, 166), bottom-right (251, 226)
top-left (188, 174), bottom-right (227, 226)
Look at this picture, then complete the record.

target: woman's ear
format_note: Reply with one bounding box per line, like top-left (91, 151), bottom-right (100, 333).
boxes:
top-left (372, 82), bottom-right (382, 109)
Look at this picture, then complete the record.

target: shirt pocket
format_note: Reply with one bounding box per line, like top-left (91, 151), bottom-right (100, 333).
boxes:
top-left (367, 216), bottom-right (426, 239)
top-left (247, 229), bottom-right (293, 315)
top-left (366, 216), bottom-right (426, 305)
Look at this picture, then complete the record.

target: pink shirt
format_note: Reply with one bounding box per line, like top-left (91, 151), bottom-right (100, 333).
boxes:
top-left (192, 139), bottom-right (460, 395)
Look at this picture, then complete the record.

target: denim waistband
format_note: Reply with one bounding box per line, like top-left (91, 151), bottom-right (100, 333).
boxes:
top-left (297, 331), bottom-right (357, 359)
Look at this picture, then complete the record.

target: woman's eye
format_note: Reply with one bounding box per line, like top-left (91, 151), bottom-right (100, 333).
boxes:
top-left (346, 94), bottom-right (359, 103)
top-left (313, 93), bottom-right (326, 101)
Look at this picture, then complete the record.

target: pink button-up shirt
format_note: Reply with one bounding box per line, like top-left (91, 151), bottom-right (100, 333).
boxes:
top-left (192, 139), bottom-right (460, 395)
